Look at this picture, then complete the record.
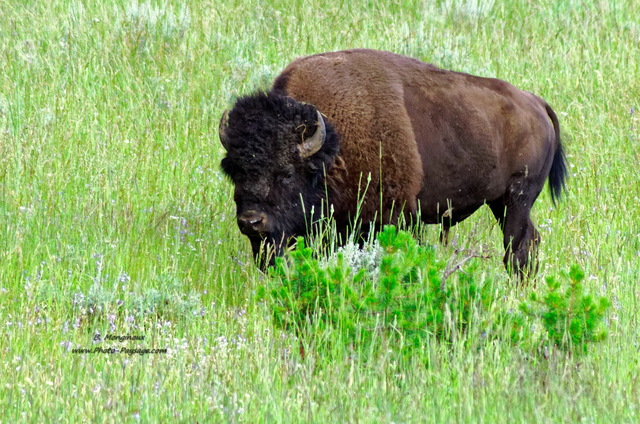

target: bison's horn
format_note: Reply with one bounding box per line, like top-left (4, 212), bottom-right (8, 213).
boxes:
top-left (218, 109), bottom-right (230, 150)
top-left (298, 110), bottom-right (326, 158)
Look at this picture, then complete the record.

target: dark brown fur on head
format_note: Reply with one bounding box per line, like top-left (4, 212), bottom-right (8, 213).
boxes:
top-left (220, 92), bottom-right (339, 264)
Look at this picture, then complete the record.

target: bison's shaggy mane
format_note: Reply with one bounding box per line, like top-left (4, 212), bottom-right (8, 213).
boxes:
top-left (221, 91), bottom-right (340, 188)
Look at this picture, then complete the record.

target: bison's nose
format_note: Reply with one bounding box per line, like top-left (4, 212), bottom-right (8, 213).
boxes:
top-left (237, 210), bottom-right (268, 235)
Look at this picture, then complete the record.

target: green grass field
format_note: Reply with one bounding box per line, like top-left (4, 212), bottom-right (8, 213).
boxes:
top-left (1, 0), bottom-right (639, 422)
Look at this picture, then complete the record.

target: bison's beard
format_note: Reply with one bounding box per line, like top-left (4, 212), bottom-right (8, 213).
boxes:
top-left (244, 215), bottom-right (303, 270)
top-left (245, 200), bottom-right (327, 270)
top-left (248, 235), bottom-right (286, 270)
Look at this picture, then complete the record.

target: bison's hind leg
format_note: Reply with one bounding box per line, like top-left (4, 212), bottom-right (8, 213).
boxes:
top-left (488, 195), bottom-right (541, 280)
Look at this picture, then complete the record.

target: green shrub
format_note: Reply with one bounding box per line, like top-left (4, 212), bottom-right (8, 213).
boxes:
top-left (520, 265), bottom-right (610, 354)
top-left (258, 226), bottom-right (504, 358)
top-left (258, 227), bottom-right (610, 360)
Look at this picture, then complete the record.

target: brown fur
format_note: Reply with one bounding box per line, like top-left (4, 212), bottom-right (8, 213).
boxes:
top-left (272, 50), bottom-right (425, 225)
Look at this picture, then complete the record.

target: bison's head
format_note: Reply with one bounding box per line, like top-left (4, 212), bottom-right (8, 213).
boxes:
top-left (219, 92), bottom-right (339, 267)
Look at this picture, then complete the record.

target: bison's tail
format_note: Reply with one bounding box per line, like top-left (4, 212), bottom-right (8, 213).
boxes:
top-left (545, 103), bottom-right (567, 206)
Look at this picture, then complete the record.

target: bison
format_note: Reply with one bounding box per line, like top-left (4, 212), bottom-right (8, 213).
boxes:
top-left (219, 49), bottom-right (567, 277)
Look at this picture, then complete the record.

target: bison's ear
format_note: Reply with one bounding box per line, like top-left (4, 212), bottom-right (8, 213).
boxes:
top-left (219, 110), bottom-right (230, 150)
top-left (298, 110), bottom-right (326, 159)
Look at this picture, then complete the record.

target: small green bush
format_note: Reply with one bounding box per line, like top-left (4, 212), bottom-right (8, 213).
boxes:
top-left (258, 226), bottom-right (504, 358)
top-left (258, 227), bottom-right (610, 360)
top-left (520, 265), bottom-right (610, 354)
top-left (256, 237), bottom-right (365, 335)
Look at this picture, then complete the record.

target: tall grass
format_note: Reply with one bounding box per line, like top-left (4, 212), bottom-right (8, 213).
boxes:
top-left (1, 0), bottom-right (638, 422)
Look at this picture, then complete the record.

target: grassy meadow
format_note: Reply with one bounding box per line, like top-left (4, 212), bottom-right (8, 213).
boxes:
top-left (1, 0), bottom-right (639, 422)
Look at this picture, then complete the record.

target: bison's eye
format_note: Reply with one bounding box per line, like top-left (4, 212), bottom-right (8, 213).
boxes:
top-left (280, 169), bottom-right (295, 183)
